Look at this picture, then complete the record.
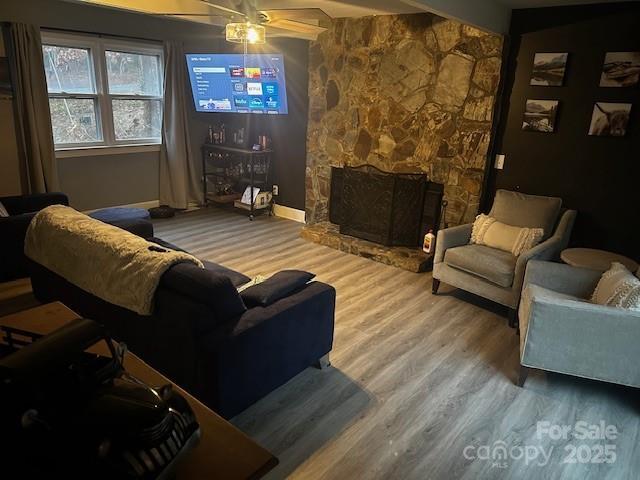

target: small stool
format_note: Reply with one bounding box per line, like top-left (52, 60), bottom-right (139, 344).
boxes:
top-left (89, 207), bottom-right (151, 224)
top-left (561, 248), bottom-right (639, 273)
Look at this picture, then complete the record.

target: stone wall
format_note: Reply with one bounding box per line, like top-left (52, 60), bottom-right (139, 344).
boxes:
top-left (306, 14), bottom-right (503, 226)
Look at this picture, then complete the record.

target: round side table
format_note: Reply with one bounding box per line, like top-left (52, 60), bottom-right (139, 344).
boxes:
top-left (561, 248), bottom-right (639, 273)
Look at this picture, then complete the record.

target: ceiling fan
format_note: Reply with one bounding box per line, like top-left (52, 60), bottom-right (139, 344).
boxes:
top-left (166, 0), bottom-right (332, 41)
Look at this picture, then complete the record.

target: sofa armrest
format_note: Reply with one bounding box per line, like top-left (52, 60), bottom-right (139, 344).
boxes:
top-left (521, 291), bottom-right (640, 386)
top-left (434, 223), bottom-right (472, 264)
top-left (0, 212), bottom-right (38, 281)
top-left (523, 260), bottom-right (601, 298)
top-left (0, 192), bottom-right (68, 215)
top-left (229, 281), bottom-right (336, 338)
top-left (508, 209), bottom-right (577, 296)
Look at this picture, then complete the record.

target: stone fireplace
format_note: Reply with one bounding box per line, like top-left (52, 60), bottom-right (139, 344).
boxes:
top-left (302, 12), bottom-right (503, 271)
top-left (330, 165), bottom-right (443, 247)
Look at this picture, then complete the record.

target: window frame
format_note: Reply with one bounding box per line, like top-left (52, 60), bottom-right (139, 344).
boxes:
top-left (41, 31), bottom-right (164, 152)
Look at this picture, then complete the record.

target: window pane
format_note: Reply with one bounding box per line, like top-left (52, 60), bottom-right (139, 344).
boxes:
top-left (49, 98), bottom-right (101, 144)
top-left (112, 99), bottom-right (162, 140)
top-left (106, 51), bottom-right (162, 96)
top-left (42, 45), bottom-right (94, 94)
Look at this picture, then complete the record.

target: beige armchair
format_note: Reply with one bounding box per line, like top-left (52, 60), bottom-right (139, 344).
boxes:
top-left (432, 190), bottom-right (576, 327)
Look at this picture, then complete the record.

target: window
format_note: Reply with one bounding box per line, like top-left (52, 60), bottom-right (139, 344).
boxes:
top-left (42, 32), bottom-right (163, 150)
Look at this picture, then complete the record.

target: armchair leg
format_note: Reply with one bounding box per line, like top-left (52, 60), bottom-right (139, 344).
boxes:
top-left (314, 353), bottom-right (331, 370)
top-left (508, 308), bottom-right (518, 329)
top-left (431, 278), bottom-right (441, 295)
top-left (517, 366), bottom-right (530, 387)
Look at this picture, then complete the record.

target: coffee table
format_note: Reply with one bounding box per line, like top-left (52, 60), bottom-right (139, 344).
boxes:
top-left (0, 302), bottom-right (278, 479)
top-left (561, 248), bottom-right (639, 273)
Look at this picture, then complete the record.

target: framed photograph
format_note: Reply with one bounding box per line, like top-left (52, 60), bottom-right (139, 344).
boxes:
top-left (600, 52), bottom-right (640, 87)
top-left (530, 52), bottom-right (568, 86)
top-left (522, 99), bottom-right (559, 133)
top-left (588, 102), bottom-right (632, 137)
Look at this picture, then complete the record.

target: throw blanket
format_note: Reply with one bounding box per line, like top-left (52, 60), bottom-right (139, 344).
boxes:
top-left (25, 205), bottom-right (203, 315)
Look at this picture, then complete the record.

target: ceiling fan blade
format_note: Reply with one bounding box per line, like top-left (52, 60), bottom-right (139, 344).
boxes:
top-left (199, 0), bottom-right (246, 18)
top-left (266, 19), bottom-right (327, 38)
top-left (261, 8), bottom-right (331, 22)
top-left (152, 12), bottom-right (227, 16)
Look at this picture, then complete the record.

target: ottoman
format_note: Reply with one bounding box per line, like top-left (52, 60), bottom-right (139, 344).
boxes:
top-left (89, 207), bottom-right (154, 239)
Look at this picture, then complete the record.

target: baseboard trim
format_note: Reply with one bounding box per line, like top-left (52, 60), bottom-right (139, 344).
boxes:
top-left (273, 204), bottom-right (306, 223)
top-left (83, 200), bottom-right (160, 214)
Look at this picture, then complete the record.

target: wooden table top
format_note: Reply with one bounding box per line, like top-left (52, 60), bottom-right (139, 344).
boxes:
top-left (0, 302), bottom-right (278, 480)
top-left (561, 247), bottom-right (639, 272)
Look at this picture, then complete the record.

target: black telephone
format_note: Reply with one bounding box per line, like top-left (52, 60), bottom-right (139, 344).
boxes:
top-left (0, 318), bottom-right (200, 479)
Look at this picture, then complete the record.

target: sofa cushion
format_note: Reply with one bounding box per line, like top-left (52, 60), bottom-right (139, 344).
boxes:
top-left (0, 201), bottom-right (9, 217)
top-left (591, 262), bottom-right (640, 310)
top-left (241, 270), bottom-right (316, 307)
top-left (489, 189), bottom-right (562, 240)
top-left (203, 260), bottom-right (251, 288)
top-left (150, 237), bottom-right (251, 287)
top-left (161, 263), bottom-right (247, 321)
top-left (471, 214), bottom-right (544, 256)
top-left (445, 244), bottom-right (517, 288)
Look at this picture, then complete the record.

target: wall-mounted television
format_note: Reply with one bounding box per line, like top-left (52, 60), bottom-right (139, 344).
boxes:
top-left (185, 53), bottom-right (288, 115)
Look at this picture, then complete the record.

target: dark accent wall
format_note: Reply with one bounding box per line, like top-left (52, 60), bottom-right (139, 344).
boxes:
top-left (488, 3), bottom-right (640, 261)
top-left (186, 38), bottom-right (309, 211)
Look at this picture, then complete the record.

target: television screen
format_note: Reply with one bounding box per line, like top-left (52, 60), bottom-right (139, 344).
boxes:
top-left (185, 53), bottom-right (288, 115)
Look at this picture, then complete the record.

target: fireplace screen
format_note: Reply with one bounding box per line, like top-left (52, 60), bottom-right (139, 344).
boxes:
top-left (330, 165), bottom-right (442, 247)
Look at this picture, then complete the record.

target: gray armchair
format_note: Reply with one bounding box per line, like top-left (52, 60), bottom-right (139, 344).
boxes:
top-left (432, 190), bottom-right (576, 327)
top-left (517, 260), bottom-right (640, 388)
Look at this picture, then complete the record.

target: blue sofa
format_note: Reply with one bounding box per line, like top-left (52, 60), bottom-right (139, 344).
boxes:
top-left (28, 225), bottom-right (336, 418)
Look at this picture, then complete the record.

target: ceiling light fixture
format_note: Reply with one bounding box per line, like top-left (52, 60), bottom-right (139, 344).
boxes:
top-left (225, 22), bottom-right (266, 45)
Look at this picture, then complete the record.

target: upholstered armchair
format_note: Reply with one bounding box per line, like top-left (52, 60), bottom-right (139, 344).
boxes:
top-left (517, 260), bottom-right (640, 388)
top-left (432, 190), bottom-right (576, 327)
top-left (0, 192), bottom-right (69, 282)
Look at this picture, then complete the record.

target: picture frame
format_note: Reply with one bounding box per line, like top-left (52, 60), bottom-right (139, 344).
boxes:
top-left (522, 99), bottom-right (559, 133)
top-left (588, 102), bottom-right (632, 137)
top-left (530, 52), bottom-right (568, 87)
top-left (599, 52), bottom-right (640, 87)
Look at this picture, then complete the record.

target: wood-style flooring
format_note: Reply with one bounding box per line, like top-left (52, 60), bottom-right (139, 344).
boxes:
top-left (152, 208), bottom-right (640, 480)
top-left (1, 207), bottom-right (638, 479)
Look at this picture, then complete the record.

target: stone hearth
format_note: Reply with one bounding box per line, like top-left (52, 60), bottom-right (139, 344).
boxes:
top-left (301, 222), bottom-right (432, 273)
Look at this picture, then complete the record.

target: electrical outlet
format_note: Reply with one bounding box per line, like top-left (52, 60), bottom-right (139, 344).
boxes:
top-left (495, 154), bottom-right (505, 170)
top-left (272, 184), bottom-right (279, 195)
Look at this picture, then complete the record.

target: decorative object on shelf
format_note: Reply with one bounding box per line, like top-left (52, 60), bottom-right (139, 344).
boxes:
top-left (522, 99), bottom-right (559, 132)
top-left (530, 52), bottom-right (568, 86)
top-left (588, 102), bottom-right (632, 137)
top-left (600, 52), bottom-right (640, 87)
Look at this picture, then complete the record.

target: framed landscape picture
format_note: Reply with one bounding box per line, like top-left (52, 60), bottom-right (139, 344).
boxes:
top-left (530, 52), bottom-right (568, 86)
top-left (588, 102), bottom-right (632, 137)
top-left (522, 99), bottom-right (559, 133)
top-left (600, 52), bottom-right (640, 87)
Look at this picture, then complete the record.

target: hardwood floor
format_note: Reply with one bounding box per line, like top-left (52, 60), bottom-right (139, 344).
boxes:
top-left (152, 208), bottom-right (640, 480)
top-left (1, 207), bottom-right (638, 479)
